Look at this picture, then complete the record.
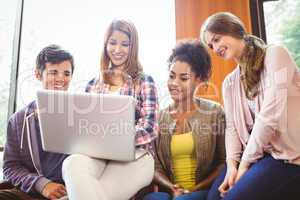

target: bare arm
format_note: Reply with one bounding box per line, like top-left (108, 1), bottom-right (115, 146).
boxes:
top-left (153, 171), bottom-right (175, 192)
top-left (190, 164), bottom-right (225, 191)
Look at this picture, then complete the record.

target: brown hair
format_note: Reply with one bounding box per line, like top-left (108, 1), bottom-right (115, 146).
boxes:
top-left (36, 44), bottom-right (74, 74)
top-left (100, 19), bottom-right (143, 84)
top-left (200, 12), bottom-right (266, 99)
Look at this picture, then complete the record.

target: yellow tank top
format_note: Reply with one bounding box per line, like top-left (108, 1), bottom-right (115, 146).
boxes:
top-left (171, 132), bottom-right (197, 190)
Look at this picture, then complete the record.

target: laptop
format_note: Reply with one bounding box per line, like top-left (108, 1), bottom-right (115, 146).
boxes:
top-left (36, 89), bottom-right (146, 161)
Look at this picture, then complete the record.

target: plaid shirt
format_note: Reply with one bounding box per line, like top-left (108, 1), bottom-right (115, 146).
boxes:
top-left (85, 73), bottom-right (159, 149)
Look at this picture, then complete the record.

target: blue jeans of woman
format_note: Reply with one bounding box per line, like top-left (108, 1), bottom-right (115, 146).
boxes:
top-left (143, 190), bottom-right (208, 200)
top-left (207, 155), bottom-right (300, 200)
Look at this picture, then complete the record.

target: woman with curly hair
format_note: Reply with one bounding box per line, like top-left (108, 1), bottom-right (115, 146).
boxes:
top-left (144, 40), bottom-right (226, 200)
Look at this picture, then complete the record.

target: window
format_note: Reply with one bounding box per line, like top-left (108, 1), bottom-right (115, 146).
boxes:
top-left (17, 0), bottom-right (176, 110)
top-left (0, 0), bottom-right (18, 146)
top-left (1, 0), bottom-right (175, 145)
top-left (263, 0), bottom-right (300, 67)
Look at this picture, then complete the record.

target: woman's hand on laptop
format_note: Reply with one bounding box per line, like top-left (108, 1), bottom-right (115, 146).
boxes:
top-left (42, 182), bottom-right (67, 199)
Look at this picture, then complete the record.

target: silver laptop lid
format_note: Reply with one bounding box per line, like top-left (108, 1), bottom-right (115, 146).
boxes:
top-left (36, 89), bottom-right (136, 161)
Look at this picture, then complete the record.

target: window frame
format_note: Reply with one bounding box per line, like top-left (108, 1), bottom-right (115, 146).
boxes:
top-left (0, 0), bottom-right (24, 150)
top-left (7, 0), bottom-right (24, 121)
top-left (249, 0), bottom-right (279, 42)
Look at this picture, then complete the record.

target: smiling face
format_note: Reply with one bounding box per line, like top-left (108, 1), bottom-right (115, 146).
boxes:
top-left (205, 31), bottom-right (245, 61)
top-left (35, 60), bottom-right (72, 90)
top-left (106, 30), bottom-right (130, 69)
top-left (168, 60), bottom-right (201, 103)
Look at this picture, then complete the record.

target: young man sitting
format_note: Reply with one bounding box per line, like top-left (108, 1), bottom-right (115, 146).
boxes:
top-left (2, 45), bottom-right (74, 200)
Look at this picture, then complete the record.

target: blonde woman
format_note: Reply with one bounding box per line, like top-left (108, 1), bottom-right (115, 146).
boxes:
top-left (62, 19), bottom-right (159, 200)
top-left (200, 12), bottom-right (300, 200)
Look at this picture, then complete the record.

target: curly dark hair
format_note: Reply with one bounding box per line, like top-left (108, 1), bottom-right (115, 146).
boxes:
top-left (168, 39), bottom-right (212, 82)
top-left (36, 44), bottom-right (74, 74)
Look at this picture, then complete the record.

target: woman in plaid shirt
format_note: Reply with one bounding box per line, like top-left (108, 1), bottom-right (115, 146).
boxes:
top-left (62, 19), bottom-right (159, 200)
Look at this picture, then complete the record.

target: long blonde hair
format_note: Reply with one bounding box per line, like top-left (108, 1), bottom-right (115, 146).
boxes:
top-left (200, 12), bottom-right (266, 99)
top-left (100, 19), bottom-right (143, 84)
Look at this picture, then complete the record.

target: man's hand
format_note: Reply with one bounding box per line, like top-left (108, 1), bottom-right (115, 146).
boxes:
top-left (41, 182), bottom-right (67, 200)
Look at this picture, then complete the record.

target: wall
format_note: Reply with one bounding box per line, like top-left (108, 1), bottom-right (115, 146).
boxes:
top-left (175, 0), bottom-right (252, 103)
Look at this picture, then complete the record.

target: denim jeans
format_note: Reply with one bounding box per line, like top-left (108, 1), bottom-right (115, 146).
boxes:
top-left (143, 190), bottom-right (208, 200)
top-left (207, 155), bottom-right (300, 200)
